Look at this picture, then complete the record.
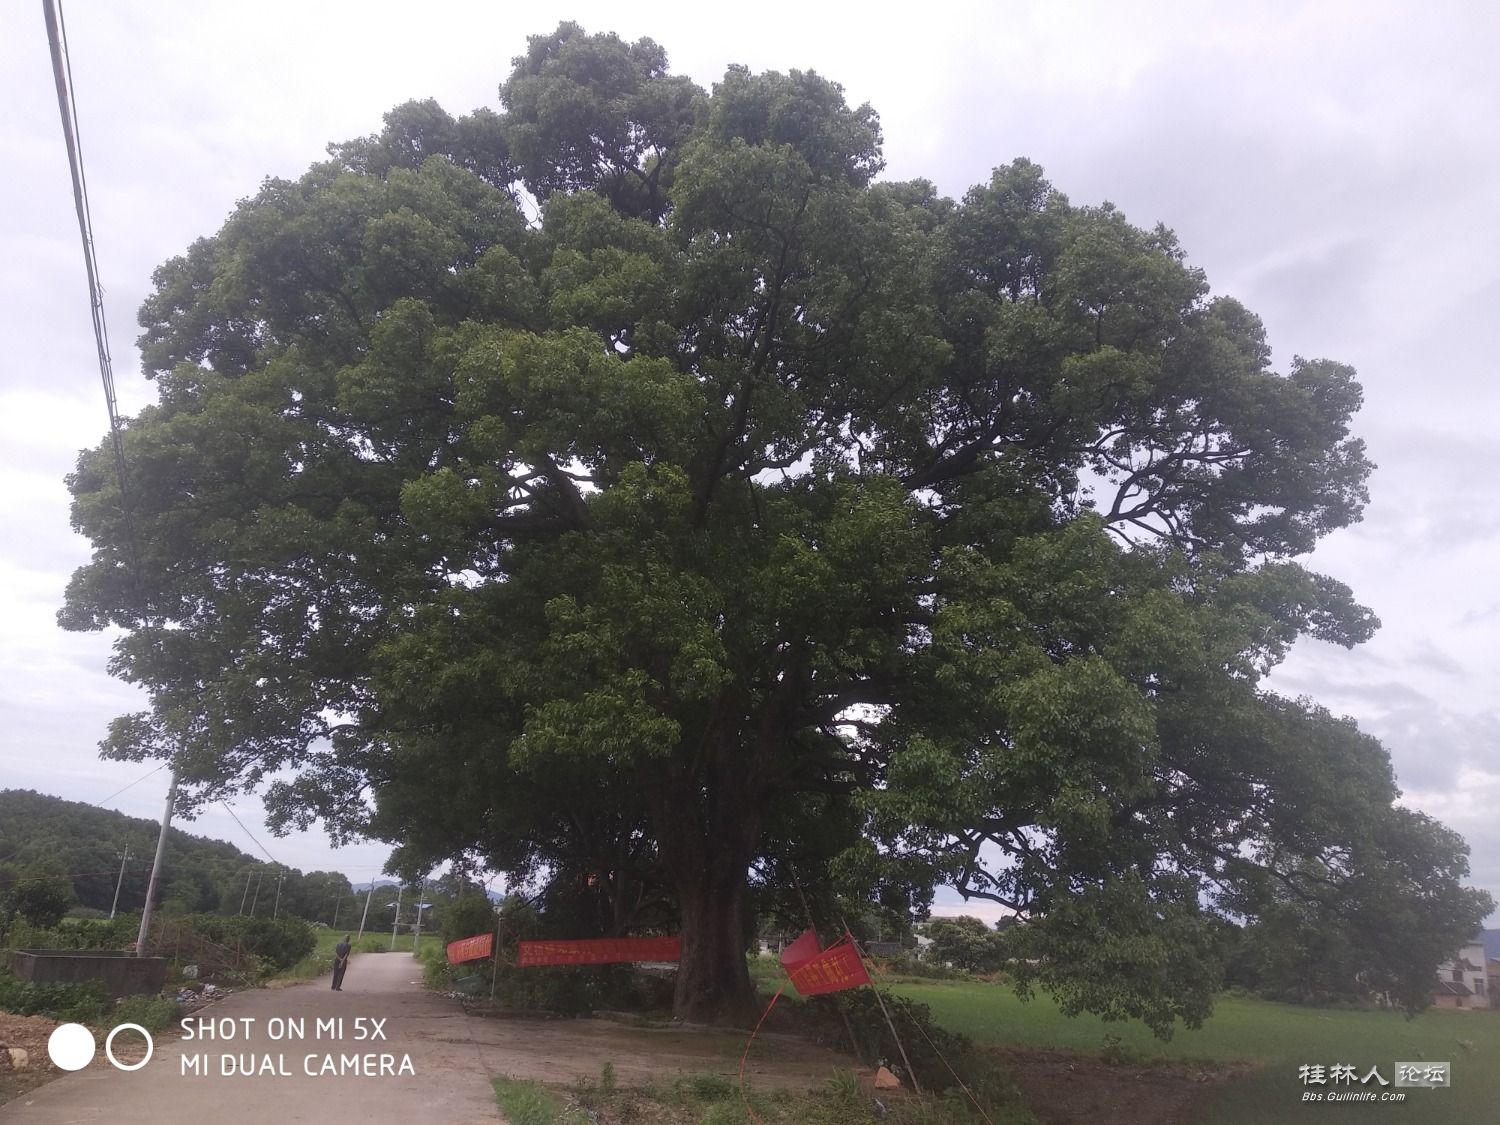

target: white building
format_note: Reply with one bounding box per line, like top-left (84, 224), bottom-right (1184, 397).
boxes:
top-left (1433, 939), bottom-right (1490, 1010)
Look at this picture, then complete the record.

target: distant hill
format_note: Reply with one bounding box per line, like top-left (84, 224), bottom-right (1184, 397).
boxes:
top-left (0, 789), bottom-right (352, 923)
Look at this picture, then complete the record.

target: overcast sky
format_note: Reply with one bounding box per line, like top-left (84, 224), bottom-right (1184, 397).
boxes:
top-left (2, 1), bottom-right (1495, 924)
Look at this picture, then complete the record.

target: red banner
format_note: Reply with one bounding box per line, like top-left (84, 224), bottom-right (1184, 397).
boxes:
top-left (785, 936), bottom-right (871, 996)
top-left (516, 936), bottom-right (681, 967)
top-left (446, 932), bottom-right (494, 964)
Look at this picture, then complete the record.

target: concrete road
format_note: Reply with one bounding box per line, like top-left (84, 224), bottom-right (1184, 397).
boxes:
top-left (1, 953), bottom-right (501, 1124)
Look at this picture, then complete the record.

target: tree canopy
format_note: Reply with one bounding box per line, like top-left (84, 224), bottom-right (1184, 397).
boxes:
top-left (63, 22), bottom-right (1491, 1026)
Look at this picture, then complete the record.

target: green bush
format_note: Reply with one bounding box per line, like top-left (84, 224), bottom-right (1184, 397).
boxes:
top-left (879, 952), bottom-right (965, 981)
top-left (419, 937), bottom-right (460, 989)
top-left (487, 962), bottom-right (673, 1016)
top-left (0, 969), bottom-right (108, 1022)
top-left (112, 994), bottom-right (181, 1032)
top-left (441, 893), bottom-right (498, 948)
top-left (177, 914), bottom-right (316, 972)
top-left (806, 987), bottom-right (1023, 1115)
top-left (8, 915), bottom-right (139, 951)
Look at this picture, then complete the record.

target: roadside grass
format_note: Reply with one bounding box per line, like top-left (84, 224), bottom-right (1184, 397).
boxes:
top-left (494, 1065), bottom-right (1034, 1124)
top-left (748, 952), bottom-right (792, 997)
top-left (896, 980), bottom-right (1500, 1124)
top-left (493, 1077), bottom-right (568, 1125)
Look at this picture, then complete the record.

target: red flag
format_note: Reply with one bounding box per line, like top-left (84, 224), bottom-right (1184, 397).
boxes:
top-left (786, 936), bottom-right (871, 996)
top-left (779, 928), bottom-right (822, 970)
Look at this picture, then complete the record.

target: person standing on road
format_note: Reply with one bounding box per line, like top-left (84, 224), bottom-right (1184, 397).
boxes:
top-left (332, 934), bottom-right (352, 991)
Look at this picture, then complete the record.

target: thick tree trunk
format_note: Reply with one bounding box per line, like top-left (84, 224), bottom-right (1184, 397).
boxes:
top-left (655, 768), bottom-right (763, 1025)
top-left (653, 689), bottom-right (792, 1025)
top-left (673, 868), bottom-right (758, 1024)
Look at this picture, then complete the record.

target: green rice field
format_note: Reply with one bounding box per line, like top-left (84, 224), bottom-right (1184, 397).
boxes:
top-left (895, 980), bottom-right (1498, 1123)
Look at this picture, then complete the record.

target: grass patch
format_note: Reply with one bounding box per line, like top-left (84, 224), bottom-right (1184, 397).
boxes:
top-left (491, 1064), bottom-right (1033, 1124)
top-left (110, 994), bottom-right (180, 1033)
top-left (897, 979), bottom-right (1500, 1124)
top-left (897, 980), bottom-right (1500, 1064)
top-left (492, 1076), bottom-right (567, 1125)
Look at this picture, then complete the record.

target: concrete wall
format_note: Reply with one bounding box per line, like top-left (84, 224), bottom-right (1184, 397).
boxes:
top-left (6, 950), bottom-right (169, 999)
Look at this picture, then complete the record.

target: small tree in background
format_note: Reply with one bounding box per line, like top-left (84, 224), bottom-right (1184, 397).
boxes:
top-left (0, 862), bottom-right (77, 936)
top-left (926, 916), bottom-right (1006, 973)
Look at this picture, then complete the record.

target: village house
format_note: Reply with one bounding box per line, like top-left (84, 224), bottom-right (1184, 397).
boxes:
top-left (1432, 938), bottom-right (1490, 1010)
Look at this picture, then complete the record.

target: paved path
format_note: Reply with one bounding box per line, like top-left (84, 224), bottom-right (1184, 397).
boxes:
top-left (1, 953), bottom-right (500, 1124)
top-left (4, 956), bottom-right (856, 1123)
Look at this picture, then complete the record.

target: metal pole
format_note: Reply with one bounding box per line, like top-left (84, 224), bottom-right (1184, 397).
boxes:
top-left (239, 868), bottom-right (253, 914)
top-left (272, 869), bottom-right (284, 919)
top-left (489, 918), bottom-right (503, 1001)
top-left (790, 863), bottom-right (861, 1064)
top-left (331, 894), bottom-right (341, 929)
top-left (842, 920), bottom-right (922, 1096)
top-left (357, 881), bottom-right (374, 941)
top-left (135, 771), bottom-right (178, 956)
top-left (250, 870), bottom-right (263, 916)
top-left (390, 885), bottom-right (403, 951)
top-left (411, 881), bottom-right (425, 958)
top-left (109, 847), bottom-right (129, 919)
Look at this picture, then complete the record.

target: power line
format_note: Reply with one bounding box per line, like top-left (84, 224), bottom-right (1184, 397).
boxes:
top-left (41, 0), bottom-right (136, 559)
top-left (97, 763), bottom-right (167, 807)
top-left (43, 0), bottom-right (177, 956)
top-left (218, 801), bottom-right (281, 867)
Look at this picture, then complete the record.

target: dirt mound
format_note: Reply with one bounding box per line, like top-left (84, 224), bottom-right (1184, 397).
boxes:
top-left (0, 1012), bottom-right (64, 1104)
top-left (987, 1045), bottom-right (1258, 1125)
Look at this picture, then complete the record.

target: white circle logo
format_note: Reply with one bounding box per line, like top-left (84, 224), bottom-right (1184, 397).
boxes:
top-left (46, 1023), bottom-right (96, 1071)
top-left (104, 1023), bottom-right (154, 1071)
top-left (46, 1022), bottom-right (156, 1071)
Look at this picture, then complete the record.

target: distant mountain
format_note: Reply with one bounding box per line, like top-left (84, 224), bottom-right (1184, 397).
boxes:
top-left (0, 789), bottom-right (355, 923)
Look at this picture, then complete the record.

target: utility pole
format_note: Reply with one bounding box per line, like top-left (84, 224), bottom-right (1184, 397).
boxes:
top-left (389, 885), bottom-right (403, 952)
top-left (272, 868), bottom-right (284, 919)
top-left (356, 880), bottom-right (374, 941)
top-left (250, 869), bottom-right (264, 916)
top-left (135, 771), bottom-right (178, 955)
top-left (238, 868), bottom-right (254, 914)
top-left (331, 893), bottom-right (341, 929)
top-left (411, 880), bottom-right (426, 958)
top-left (109, 847), bottom-right (130, 919)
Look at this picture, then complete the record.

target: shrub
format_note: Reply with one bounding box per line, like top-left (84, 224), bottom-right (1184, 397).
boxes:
top-left (8, 915), bottom-right (139, 951)
top-left (486, 962), bottom-right (672, 1016)
top-left (441, 893), bottom-right (498, 948)
top-left (176, 914), bottom-right (316, 972)
top-left (806, 987), bottom-right (1023, 1116)
top-left (878, 952), bottom-right (965, 981)
top-left (112, 994), bottom-right (181, 1032)
top-left (0, 970), bottom-right (108, 1023)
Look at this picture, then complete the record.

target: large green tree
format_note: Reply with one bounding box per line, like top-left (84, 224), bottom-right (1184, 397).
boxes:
top-left (63, 24), bottom-right (1490, 1025)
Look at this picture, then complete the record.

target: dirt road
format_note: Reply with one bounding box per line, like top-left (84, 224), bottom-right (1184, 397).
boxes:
top-left (2, 954), bottom-right (853, 1123)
